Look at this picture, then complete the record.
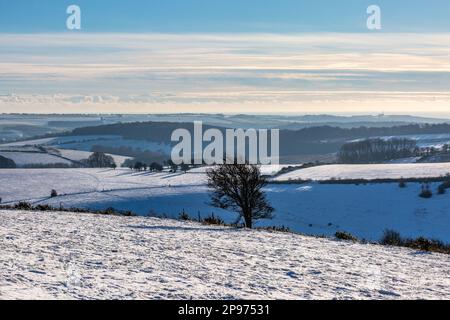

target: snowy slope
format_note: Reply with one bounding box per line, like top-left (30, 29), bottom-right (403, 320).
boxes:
top-left (0, 169), bottom-right (206, 204)
top-left (0, 152), bottom-right (72, 166)
top-left (188, 165), bottom-right (300, 176)
top-left (274, 163), bottom-right (450, 182)
top-left (0, 210), bottom-right (448, 300)
top-left (1, 135), bottom-right (171, 155)
top-left (56, 149), bottom-right (131, 166)
top-left (0, 137), bottom-right (139, 167)
top-left (0, 168), bottom-right (449, 242)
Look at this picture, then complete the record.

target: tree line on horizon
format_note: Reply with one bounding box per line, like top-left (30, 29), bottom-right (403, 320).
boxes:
top-left (338, 138), bottom-right (418, 163)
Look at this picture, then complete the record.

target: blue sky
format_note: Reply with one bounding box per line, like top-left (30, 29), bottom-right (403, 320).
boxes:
top-left (0, 1), bottom-right (450, 114)
top-left (1, 0), bottom-right (450, 33)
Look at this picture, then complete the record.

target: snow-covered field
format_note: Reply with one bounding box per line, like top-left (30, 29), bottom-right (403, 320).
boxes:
top-left (0, 143), bottom-right (131, 167)
top-left (1, 210), bottom-right (448, 300)
top-left (0, 152), bottom-right (72, 166)
top-left (0, 168), bottom-right (449, 242)
top-left (189, 164), bottom-right (300, 176)
top-left (0, 150), bottom-right (130, 167)
top-left (1, 135), bottom-right (171, 155)
top-left (274, 163), bottom-right (450, 182)
top-left (0, 135), bottom-right (161, 167)
top-left (56, 149), bottom-right (131, 166)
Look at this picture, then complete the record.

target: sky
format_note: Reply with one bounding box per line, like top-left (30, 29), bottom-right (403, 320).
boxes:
top-left (0, 0), bottom-right (450, 114)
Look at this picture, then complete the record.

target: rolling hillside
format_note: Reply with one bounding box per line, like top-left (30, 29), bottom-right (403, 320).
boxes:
top-left (274, 163), bottom-right (450, 182)
top-left (1, 167), bottom-right (449, 242)
top-left (1, 210), bottom-right (448, 299)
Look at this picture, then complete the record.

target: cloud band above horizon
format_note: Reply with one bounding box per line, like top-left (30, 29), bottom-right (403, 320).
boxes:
top-left (1, 33), bottom-right (450, 114)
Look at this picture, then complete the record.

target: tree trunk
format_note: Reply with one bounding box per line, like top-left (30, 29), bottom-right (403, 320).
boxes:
top-left (244, 211), bottom-right (252, 229)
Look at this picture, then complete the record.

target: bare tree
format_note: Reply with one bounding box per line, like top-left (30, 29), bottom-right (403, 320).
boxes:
top-left (206, 163), bottom-right (274, 228)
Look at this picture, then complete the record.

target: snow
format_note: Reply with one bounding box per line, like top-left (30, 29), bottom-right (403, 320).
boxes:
top-left (384, 157), bottom-right (421, 164)
top-left (56, 149), bottom-right (131, 166)
top-left (0, 145), bottom-right (43, 153)
top-left (274, 163), bottom-right (450, 181)
top-left (0, 152), bottom-right (72, 166)
top-left (0, 144), bottom-right (131, 167)
top-left (188, 164), bottom-right (299, 176)
top-left (1, 210), bottom-right (448, 300)
top-left (0, 137), bottom-right (56, 147)
top-left (0, 135), bottom-right (165, 166)
top-left (260, 164), bottom-right (301, 176)
top-left (1, 135), bottom-right (171, 155)
top-left (0, 168), bottom-right (449, 242)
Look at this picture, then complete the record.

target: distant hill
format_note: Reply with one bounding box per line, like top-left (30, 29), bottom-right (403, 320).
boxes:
top-left (2, 113), bottom-right (450, 143)
top-left (72, 121), bottom-right (450, 142)
top-left (69, 122), bottom-right (450, 162)
top-left (6, 115), bottom-right (450, 163)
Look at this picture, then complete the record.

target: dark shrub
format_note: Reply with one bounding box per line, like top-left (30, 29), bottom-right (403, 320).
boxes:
top-left (414, 237), bottom-right (434, 251)
top-left (419, 189), bottom-right (432, 198)
top-left (179, 210), bottom-right (190, 221)
top-left (121, 210), bottom-right (135, 217)
top-left (150, 162), bottom-right (163, 172)
top-left (35, 204), bottom-right (53, 211)
top-left (180, 163), bottom-right (190, 173)
top-left (203, 213), bottom-right (225, 226)
top-left (133, 161), bottom-right (147, 171)
top-left (419, 184), bottom-right (432, 198)
top-left (380, 229), bottom-right (403, 246)
top-left (259, 225), bottom-right (290, 232)
top-left (14, 202), bottom-right (33, 210)
top-left (437, 179), bottom-right (450, 195)
top-left (50, 189), bottom-right (58, 198)
top-left (403, 237), bottom-right (448, 253)
top-left (101, 207), bottom-right (118, 215)
top-left (335, 231), bottom-right (358, 242)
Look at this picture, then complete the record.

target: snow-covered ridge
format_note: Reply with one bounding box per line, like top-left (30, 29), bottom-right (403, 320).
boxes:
top-left (274, 163), bottom-right (450, 182)
top-left (1, 210), bottom-right (449, 300)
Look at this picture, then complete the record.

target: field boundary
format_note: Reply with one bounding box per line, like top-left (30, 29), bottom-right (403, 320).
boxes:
top-left (270, 176), bottom-right (450, 185)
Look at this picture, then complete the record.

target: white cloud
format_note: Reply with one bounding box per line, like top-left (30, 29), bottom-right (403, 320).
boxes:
top-left (1, 33), bottom-right (450, 113)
